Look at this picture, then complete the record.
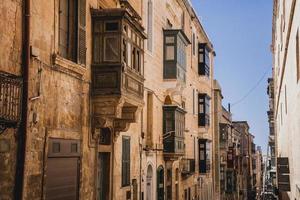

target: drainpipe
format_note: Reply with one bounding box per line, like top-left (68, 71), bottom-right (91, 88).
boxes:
top-left (14, 0), bottom-right (30, 199)
top-left (140, 108), bottom-right (143, 200)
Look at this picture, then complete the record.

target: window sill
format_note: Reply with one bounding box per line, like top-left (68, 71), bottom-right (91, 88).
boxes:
top-left (121, 185), bottom-right (131, 189)
top-left (52, 54), bottom-right (86, 79)
top-left (198, 124), bottom-right (210, 128)
top-left (199, 75), bottom-right (210, 79)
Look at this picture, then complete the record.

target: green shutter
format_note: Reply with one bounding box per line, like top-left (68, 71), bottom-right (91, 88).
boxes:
top-left (122, 137), bottom-right (130, 186)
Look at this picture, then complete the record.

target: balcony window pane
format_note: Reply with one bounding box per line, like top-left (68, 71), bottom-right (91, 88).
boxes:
top-left (166, 36), bottom-right (175, 44)
top-left (105, 22), bottom-right (119, 32)
top-left (199, 53), bottom-right (204, 63)
top-left (166, 46), bottom-right (175, 60)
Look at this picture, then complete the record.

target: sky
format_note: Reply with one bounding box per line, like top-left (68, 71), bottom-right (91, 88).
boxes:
top-left (191, 0), bottom-right (273, 153)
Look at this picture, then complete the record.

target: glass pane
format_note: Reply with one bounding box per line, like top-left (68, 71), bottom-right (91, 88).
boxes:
top-left (137, 50), bottom-right (140, 72)
top-left (166, 36), bottom-right (175, 44)
top-left (104, 37), bottom-right (119, 62)
top-left (199, 53), bottom-right (204, 63)
top-left (205, 53), bottom-right (210, 66)
top-left (200, 151), bottom-right (205, 160)
top-left (127, 43), bottom-right (131, 67)
top-left (199, 104), bottom-right (204, 113)
top-left (166, 46), bottom-right (175, 60)
top-left (122, 39), bottom-right (127, 64)
top-left (105, 22), bottom-right (119, 32)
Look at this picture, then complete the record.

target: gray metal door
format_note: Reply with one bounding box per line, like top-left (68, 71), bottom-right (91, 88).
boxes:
top-left (45, 157), bottom-right (79, 200)
top-left (45, 139), bottom-right (80, 200)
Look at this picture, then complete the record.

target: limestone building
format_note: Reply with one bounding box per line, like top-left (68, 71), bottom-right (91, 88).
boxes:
top-left (0, 0), bottom-right (219, 199)
top-left (255, 146), bottom-right (263, 199)
top-left (271, 0), bottom-right (300, 199)
top-left (232, 121), bottom-right (256, 200)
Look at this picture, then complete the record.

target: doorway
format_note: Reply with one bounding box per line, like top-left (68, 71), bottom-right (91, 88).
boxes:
top-left (98, 153), bottom-right (110, 200)
top-left (157, 166), bottom-right (164, 200)
top-left (98, 128), bottom-right (112, 200)
top-left (146, 165), bottom-right (153, 200)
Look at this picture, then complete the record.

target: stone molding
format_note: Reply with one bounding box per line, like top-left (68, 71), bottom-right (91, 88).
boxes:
top-left (52, 54), bottom-right (86, 79)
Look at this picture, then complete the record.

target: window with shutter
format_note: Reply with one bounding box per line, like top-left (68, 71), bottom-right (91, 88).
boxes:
top-left (163, 106), bottom-right (185, 154)
top-left (199, 139), bottom-right (206, 173)
top-left (198, 140), bottom-right (211, 174)
top-left (78, 0), bottom-right (86, 64)
top-left (163, 30), bottom-right (190, 81)
top-left (58, 0), bottom-right (86, 64)
top-left (122, 136), bottom-right (130, 186)
top-left (198, 94), bottom-right (210, 126)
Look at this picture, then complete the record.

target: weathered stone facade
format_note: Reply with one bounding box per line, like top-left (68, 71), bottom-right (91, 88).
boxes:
top-left (0, 0), bottom-right (23, 199)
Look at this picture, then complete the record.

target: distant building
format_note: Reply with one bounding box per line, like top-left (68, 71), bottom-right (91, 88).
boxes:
top-left (232, 121), bottom-right (256, 200)
top-left (0, 0), bottom-right (219, 199)
top-left (255, 146), bottom-right (263, 199)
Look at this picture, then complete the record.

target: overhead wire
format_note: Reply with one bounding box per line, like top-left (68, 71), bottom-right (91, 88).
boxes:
top-left (231, 66), bottom-right (271, 107)
top-left (144, 65), bottom-right (272, 117)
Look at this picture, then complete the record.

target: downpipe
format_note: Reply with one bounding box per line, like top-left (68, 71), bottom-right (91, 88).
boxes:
top-left (14, 0), bottom-right (30, 199)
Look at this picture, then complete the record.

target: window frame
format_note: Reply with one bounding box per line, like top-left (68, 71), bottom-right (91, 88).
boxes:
top-left (58, 0), bottom-right (86, 64)
top-left (198, 93), bottom-right (210, 127)
top-left (198, 43), bottom-right (210, 76)
top-left (122, 136), bottom-right (131, 187)
top-left (163, 106), bottom-right (186, 153)
top-left (199, 139), bottom-right (207, 173)
top-left (163, 30), bottom-right (190, 81)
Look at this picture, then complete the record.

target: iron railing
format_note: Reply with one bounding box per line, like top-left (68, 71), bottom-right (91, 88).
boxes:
top-left (0, 72), bottom-right (22, 130)
top-left (181, 158), bottom-right (195, 175)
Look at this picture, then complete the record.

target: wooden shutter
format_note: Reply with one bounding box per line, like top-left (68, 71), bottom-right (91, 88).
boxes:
top-left (122, 137), bottom-right (130, 186)
top-left (277, 157), bottom-right (290, 191)
top-left (78, 0), bottom-right (86, 64)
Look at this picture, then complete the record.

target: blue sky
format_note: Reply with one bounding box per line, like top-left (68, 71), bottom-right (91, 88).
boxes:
top-left (191, 0), bottom-right (273, 153)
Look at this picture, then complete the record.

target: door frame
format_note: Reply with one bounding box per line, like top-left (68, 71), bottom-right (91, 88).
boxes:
top-left (157, 165), bottom-right (164, 200)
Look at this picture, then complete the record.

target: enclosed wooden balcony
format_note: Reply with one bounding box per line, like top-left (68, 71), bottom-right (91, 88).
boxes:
top-left (181, 158), bottom-right (195, 176)
top-left (91, 5), bottom-right (146, 135)
top-left (162, 106), bottom-right (185, 159)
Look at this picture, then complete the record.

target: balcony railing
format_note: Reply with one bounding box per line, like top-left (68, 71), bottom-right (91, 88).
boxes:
top-left (181, 158), bottom-right (195, 176)
top-left (0, 72), bottom-right (22, 130)
top-left (163, 131), bottom-right (185, 156)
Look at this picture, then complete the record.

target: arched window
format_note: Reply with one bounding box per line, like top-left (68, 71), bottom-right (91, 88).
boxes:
top-left (147, 0), bottom-right (153, 51)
